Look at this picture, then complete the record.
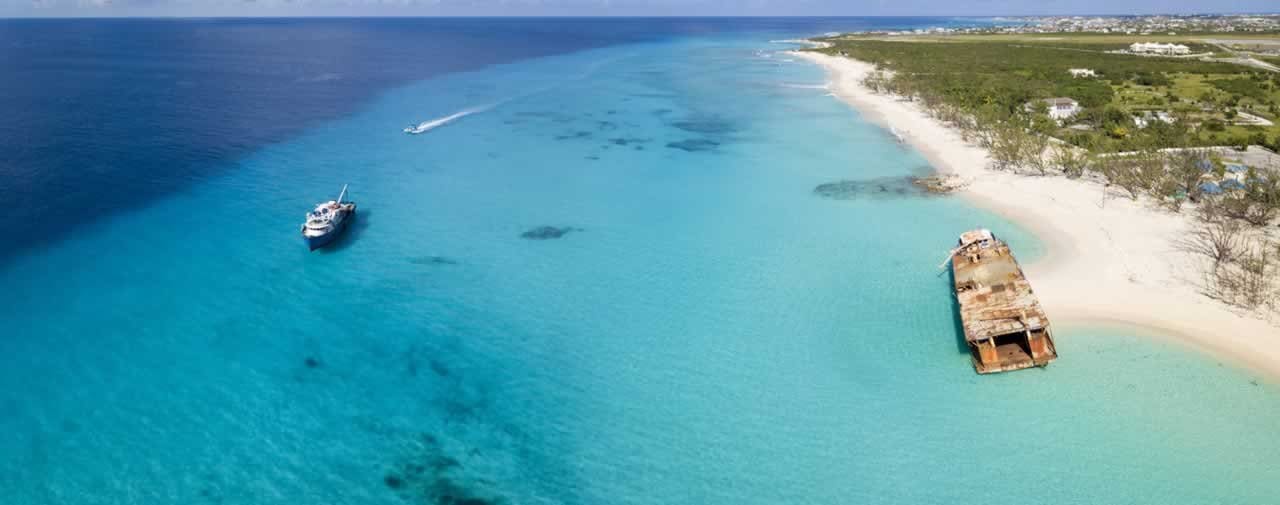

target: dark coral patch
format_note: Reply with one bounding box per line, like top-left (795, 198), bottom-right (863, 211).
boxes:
top-left (665, 139), bottom-right (719, 152)
top-left (553, 131), bottom-right (592, 140)
top-left (519, 226), bottom-right (581, 240)
top-left (671, 117), bottom-right (736, 135)
top-left (384, 433), bottom-right (506, 505)
top-left (607, 137), bottom-right (649, 146)
top-left (812, 176), bottom-right (933, 200)
top-left (409, 256), bottom-right (458, 266)
top-left (429, 359), bottom-right (451, 377)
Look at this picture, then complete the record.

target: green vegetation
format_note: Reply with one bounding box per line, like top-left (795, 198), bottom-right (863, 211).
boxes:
top-left (1208, 75), bottom-right (1272, 101)
top-left (812, 35), bottom-right (1280, 294)
top-left (814, 34), bottom-right (1280, 153)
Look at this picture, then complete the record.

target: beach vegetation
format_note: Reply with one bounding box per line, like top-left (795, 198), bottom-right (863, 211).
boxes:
top-left (816, 32), bottom-right (1280, 315)
top-left (1050, 143), bottom-right (1090, 178)
top-left (1185, 190), bottom-right (1280, 310)
top-left (814, 35), bottom-right (1280, 153)
top-left (815, 35), bottom-right (1280, 310)
top-left (1219, 174), bottom-right (1280, 227)
top-left (1167, 149), bottom-right (1215, 203)
top-left (1094, 156), bottom-right (1139, 199)
top-left (1189, 224), bottom-right (1280, 311)
top-left (1179, 218), bottom-right (1247, 267)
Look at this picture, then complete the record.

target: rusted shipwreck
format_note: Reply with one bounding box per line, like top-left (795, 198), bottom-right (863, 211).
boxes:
top-left (950, 229), bottom-right (1057, 374)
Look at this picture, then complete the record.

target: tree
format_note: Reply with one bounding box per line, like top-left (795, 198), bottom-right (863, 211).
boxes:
top-left (1096, 151), bottom-right (1164, 200)
top-left (1177, 219), bottom-right (1245, 267)
top-left (1050, 143), bottom-right (1089, 178)
top-left (1095, 156), bottom-right (1141, 199)
top-left (1023, 133), bottom-right (1052, 175)
top-left (1101, 106), bottom-right (1130, 128)
top-left (1156, 176), bottom-right (1186, 211)
top-left (862, 71), bottom-right (891, 93)
top-left (1208, 239), bottom-right (1279, 310)
top-left (988, 121), bottom-right (1031, 171)
top-left (1221, 166), bottom-right (1280, 226)
top-left (1133, 151), bottom-right (1169, 199)
top-left (1167, 149), bottom-right (1211, 203)
top-left (1232, 245), bottom-right (1276, 309)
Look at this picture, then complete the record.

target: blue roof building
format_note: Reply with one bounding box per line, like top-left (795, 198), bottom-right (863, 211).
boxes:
top-left (1199, 181), bottom-right (1223, 194)
top-left (1220, 179), bottom-right (1246, 191)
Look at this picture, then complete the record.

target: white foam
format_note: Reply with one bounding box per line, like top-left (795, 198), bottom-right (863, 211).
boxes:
top-left (403, 105), bottom-right (491, 135)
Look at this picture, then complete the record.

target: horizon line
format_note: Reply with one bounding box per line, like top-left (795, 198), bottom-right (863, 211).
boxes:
top-left (3, 12), bottom-right (1280, 20)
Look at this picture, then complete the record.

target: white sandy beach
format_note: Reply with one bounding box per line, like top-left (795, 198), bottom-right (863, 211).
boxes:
top-left (795, 51), bottom-right (1280, 376)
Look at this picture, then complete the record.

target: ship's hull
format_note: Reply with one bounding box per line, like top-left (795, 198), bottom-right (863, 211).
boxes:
top-left (304, 209), bottom-right (354, 251)
top-left (950, 230), bottom-right (1056, 374)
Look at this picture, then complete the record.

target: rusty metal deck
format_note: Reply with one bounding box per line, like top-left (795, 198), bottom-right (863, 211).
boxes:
top-left (951, 230), bottom-right (1057, 374)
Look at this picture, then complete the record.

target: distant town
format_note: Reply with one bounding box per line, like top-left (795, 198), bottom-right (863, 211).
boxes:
top-left (857, 15), bottom-right (1280, 38)
top-left (1011, 15), bottom-right (1280, 35)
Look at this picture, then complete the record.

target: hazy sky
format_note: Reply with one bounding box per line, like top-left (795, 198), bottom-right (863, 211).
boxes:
top-left (2, 0), bottom-right (1275, 18)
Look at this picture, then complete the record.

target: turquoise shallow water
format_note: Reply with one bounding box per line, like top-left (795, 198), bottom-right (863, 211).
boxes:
top-left (3, 33), bottom-right (1279, 504)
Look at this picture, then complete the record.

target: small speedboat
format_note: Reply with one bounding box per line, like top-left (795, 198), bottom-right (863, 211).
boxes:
top-left (403, 109), bottom-right (479, 135)
top-left (301, 184), bottom-right (356, 251)
top-left (403, 122), bottom-right (431, 134)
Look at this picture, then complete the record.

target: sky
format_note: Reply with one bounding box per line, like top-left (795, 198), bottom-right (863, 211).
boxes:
top-left (0, 0), bottom-right (1276, 18)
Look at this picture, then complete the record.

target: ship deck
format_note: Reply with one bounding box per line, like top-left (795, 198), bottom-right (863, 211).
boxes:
top-left (951, 233), bottom-right (1057, 374)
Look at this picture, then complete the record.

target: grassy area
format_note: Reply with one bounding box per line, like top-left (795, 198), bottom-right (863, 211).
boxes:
top-left (843, 32), bottom-right (1280, 43)
top-left (839, 33), bottom-right (1261, 53)
top-left (815, 34), bottom-right (1280, 152)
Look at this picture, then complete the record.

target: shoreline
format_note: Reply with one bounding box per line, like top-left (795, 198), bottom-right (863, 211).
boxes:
top-left (793, 50), bottom-right (1280, 379)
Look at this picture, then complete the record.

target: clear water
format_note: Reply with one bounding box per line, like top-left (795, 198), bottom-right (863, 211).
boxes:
top-left (3, 22), bottom-right (1278, 505)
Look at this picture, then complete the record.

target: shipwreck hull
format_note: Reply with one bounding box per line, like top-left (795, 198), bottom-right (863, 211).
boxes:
top-left (950, 229), bottom-right (1058, 374)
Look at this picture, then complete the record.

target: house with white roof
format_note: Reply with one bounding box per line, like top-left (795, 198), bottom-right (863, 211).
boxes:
top-left (1025, 97), bottom-right (1081, 122)
top-left (1132, 111), bottom-right (1175, 128)
top-left (1068, 68), bottom-right (1097, 78)
top-left (1129, 42), bottom-right (1191, 55)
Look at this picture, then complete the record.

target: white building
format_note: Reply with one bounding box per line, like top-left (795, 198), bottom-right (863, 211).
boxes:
top-left (1132, 111), bottom-right (1175, 128)
top-left (1026, 97), bottom-right (1081, 121)
top-left (1129, 42), bottom-right (1191, 55)
top-left (1068, 68), bottom-right (1097, 78)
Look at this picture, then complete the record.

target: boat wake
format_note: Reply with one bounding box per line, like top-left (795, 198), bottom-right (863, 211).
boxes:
top-left (404, 106), bottom-right (491, 135)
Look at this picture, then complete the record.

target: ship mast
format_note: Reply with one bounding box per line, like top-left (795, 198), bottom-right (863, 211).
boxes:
top-left (336, 184), bottom-right (348, 204)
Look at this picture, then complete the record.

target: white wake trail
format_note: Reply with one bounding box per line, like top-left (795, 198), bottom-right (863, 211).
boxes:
top-left (403, 105), bottom-right (493, 135)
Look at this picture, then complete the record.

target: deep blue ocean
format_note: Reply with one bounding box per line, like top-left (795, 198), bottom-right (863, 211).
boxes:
top-left (3, 17), bottom-right (1278, 504)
